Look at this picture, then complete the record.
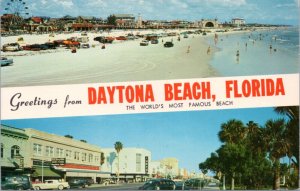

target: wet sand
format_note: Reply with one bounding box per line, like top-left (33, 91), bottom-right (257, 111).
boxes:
top-left (1, 34), bottom-right (218, 87)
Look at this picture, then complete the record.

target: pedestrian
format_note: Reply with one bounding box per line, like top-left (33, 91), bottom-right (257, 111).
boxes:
top-left (186, 46), bottom-right (190, 53)
top-left (102, 44), bottom-right (106, 49)
top-left (236, 50), bottom-right (240, 63)
top-left (207, 46), bottom-right (211, 55)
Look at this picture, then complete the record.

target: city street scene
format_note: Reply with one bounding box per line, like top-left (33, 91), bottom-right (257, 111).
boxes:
top-left (1, 106), bottom-right (298, 190)
top-left (1, 0), bottom-right (299, 87)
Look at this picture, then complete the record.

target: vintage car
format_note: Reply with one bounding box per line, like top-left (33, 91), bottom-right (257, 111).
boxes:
top-left (2, 43), bottom-right (22, 52)
top-left (164, 41), bottom-right (174, 48)
top-left (115, 36), bottom-right (127, 40)
top-left (1, 57), bottom-right (13, 66)
top-left (32, 179), bottom-right (70, 190)
top-left (140, 40), bottom-right (149, 46)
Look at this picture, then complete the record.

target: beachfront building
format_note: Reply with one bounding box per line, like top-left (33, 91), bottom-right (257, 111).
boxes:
top-left (114, 14), bottom-right (136, 29)
top-left (231, 18), bottom-right (245, 27)
top-left (198, 19), bottom-right (220, 28)
top-left (1, 125), bottom-right (32, 177)
top-left (101, 148), bottom-right (151, 182)
top-left (25, 128), bottom-right (108, 182)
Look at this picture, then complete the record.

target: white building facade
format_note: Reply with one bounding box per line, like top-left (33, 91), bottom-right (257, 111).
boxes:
top-left (101, 148), bottom-right (151, 182)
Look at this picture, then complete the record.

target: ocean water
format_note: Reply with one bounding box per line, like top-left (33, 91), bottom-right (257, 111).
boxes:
top-left (207, 27), bottom-right (299, 76)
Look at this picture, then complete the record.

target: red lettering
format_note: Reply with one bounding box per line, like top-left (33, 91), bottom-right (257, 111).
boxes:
top-left (88, 87), bottom-right (96, 104)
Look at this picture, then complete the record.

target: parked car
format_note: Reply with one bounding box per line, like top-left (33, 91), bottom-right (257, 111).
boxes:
top-left (81, 43), bottom-right (90, 48)
top-left (140, 40), bottom-right (149, 46)
top-left (183, 34), bottom-right (189, 38)
top-left (164, 41), bottom-right (174, 48)
top-left (151, 39), bottom-right (159, 44)
top-left (1, 175), bottom-right (32, 190)
top-left (139, 179), bottom-right (176, 190)
top-left (32, 179), bottom-right (70, 190)
top-left (2, 43), bottom-right (22, 52)
top-left (94, 36), bottom-right (114, 43)
top-left (115, 36), bottom-right (127, 40)
top-left (68, 179), bottom-right (90, 188)
top-left (1, 57), bottom-right (13, 66)
top-left (183, 178), bottom-right (205, 190)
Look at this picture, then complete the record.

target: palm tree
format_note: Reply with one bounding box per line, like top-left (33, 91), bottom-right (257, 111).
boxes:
top-left (218, 119), bottom-right (246, 190)
top-left (114, 141), bottom-right (123, 183)
top-left (218, 119), bottom-right (246, 144)
top-left (264, 119), bottom-right (290, 190)
top-left (274, 106), bottom-right (299, 167)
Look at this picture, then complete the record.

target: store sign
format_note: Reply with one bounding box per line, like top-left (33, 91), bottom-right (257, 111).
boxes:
top-left (51, 158), bottom-right (66, 165)
top-left (32, 159), bottom-right (51, 166)
top-left (145, 156), bottom-right (149, 174)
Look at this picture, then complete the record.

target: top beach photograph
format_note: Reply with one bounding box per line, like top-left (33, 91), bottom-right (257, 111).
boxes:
top-left (1, 0), bottom-right (299, 87)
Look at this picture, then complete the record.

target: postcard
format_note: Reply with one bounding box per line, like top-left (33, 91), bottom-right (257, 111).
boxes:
top-left (0, 0), bottom-right (299, 190)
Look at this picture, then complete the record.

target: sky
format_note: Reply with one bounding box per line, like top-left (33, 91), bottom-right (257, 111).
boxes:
top-left (2, 107), bottom-right (287, 173)
top-left (0, 0), bottom-right (299, 25)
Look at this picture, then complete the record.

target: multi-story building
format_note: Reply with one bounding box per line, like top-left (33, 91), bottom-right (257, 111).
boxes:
top-left (231, 18), bottom-right (245, 27)
top-left (114, 14), bottom-right (136, 28)
top-left (160, 158), bottom-right (179, 178)
top-left (101, 148), bottom-right (151, 182)
top-left (1, 125), bottom-right (109, 183)
top-left (1, 125), bottom-right (31, 176)
top-left (25, 128), bottom-right (108, 182)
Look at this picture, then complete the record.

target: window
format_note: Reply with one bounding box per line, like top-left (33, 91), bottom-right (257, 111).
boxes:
top-left (65, 150), bottom-right (72, 158)
top-left (1, 144), bottom-right (4, 158)
top-left (88, 154), bottom-right (93, 162)
top-left (82, 153), bottom-right (87, 162)
top-left (95, 156), bottom-right (99, 162)
top-left (74, 152), bottom-right (80, 160)
top-left (11, 145), bottom-right (20, 158)
top-left (136, 153), bottom-right (142, 172)
top-left (46, 146), bottom-right (54, 157)
top-left (33, 144), bottom-right (42, 155)
top-left (56, 148), bottom-right (64, 157)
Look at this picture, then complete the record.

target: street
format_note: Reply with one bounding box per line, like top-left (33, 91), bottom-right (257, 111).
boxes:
top-left (72, 183), bottom-right (144, 190)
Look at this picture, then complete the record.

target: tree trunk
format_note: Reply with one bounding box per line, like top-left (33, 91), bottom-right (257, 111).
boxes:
top-left (117, 153), bottom-right (120, 184)
top-left (273, 159), bottom-right (280, 190)
top-left (231, 172), bottom-right (235, 190)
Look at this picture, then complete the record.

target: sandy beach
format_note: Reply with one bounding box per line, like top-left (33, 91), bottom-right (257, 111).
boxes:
top-left (1, 30), bottom-right (219, 87)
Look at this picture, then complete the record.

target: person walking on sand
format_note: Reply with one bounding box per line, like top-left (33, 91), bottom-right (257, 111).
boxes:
top-left (207, 46), bottom-right (211, 55)
top-left (186, 46), bottom-right (190, 53)
top-left (269, 44), bottom-right (272, 53)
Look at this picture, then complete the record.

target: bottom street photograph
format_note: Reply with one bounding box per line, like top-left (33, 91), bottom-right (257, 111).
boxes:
top-left (1, 106), bottom-right (299, 190)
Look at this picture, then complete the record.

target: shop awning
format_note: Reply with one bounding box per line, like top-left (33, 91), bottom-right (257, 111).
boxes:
top-left (32, 167), bottom-right (62, 177)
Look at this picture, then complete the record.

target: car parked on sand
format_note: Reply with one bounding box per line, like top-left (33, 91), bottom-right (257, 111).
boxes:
top-left (164, 41), bottom-right (174, 47)
top-left (94, 36), bottom-right (114, 43)
top-left (151, 39), bottom-right (159, 44)
top-left (2, 43), bottom-right (22, 52)
top-left (140, 40), bottom-right (149, 46)
top-left (115, 36), bottom-right (127, 40)
top-left (1, 57), bottom-right (13, 67)
top-left (139, 179), bottom-right (176, 190)
top-left (1, 175), bottom-right (32, 190)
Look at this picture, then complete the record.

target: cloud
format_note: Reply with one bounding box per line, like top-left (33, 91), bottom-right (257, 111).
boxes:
top-left (53, 0), bottom-right (74, 9)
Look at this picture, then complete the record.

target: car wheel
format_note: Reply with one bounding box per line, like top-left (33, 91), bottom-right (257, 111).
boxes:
top-left (58, 185), bottom-right (64, 190)
top-left (34, 186), bottom-right (40, 190)
top-left (16, 186), bottom-right (23, 190)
